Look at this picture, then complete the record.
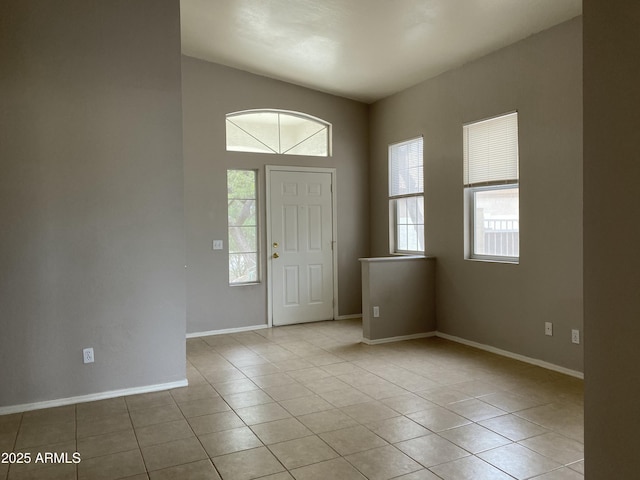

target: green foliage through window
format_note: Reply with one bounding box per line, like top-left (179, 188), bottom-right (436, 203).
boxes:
top-left (228, 170), bottom-right (258, 284)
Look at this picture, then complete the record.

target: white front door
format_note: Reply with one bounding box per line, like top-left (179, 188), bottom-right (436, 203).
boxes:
top-left (268, 168), bottom-right (335, 326)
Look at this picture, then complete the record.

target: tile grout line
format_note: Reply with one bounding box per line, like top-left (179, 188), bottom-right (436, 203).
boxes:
top-left (125, 395), bottom-right (149, 479)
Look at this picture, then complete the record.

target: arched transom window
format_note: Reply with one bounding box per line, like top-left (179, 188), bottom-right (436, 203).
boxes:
top-left (226, 110), bottom-right (331, 157)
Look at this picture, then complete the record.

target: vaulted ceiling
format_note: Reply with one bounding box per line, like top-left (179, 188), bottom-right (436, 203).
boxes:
top-left (180, 0), bottom-right (582, 103)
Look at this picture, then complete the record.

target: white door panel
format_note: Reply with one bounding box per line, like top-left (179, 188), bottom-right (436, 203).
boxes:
top-left (269, 170), bottom-right (334, 326)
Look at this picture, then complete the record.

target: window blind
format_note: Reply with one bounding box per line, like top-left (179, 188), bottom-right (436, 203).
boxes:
top-left (463, 112), bottom-right (518, 187)
top-left (390, 137), bottom-right (424, 197)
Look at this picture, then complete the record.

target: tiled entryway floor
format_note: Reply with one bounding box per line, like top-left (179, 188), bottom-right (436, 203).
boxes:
top-left (0, 319), bottom-right (584, 479)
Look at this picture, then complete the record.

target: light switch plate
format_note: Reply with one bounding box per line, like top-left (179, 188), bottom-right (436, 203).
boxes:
top-left (572, 329), bottom-right (580, 344)
top-left (213, 240), bottom-right (223, 250)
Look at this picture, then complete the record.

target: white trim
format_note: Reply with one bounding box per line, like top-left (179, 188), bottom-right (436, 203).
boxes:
top-left (0, 379), bottom-right (188, 415)
top-left (336, 314), bottom-right (362, 320)
top-left (361, 332), bottom-right (436, 345)
top-left (186, 324), bottom-right (268, 339)
top-left (436, 332), bottom-right (584, 379)
top-left (266, 166), bottom-right (339, 327)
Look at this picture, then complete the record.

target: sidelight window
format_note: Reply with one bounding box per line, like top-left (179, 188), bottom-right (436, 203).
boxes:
top-left (228, 169), bottom-right (259, 284)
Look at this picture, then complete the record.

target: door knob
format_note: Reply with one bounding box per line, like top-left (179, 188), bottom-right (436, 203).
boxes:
top-left (273, 252), bottom-right (280, 259)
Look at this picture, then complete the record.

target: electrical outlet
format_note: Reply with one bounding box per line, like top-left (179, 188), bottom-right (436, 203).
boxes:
top-left (572, 329), bottom-right (580, 344)
top-left (545, 322), bottom-right (553, 336)
top-left (83, 348), bottom-right (94, 364)
top-left (373, 306), bottom-right (380, 318)
top-left (212, 240), bottom-right (223, 250)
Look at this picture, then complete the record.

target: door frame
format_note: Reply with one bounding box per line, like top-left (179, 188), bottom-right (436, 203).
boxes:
top-left (265, 165), bottom-right (338, 327)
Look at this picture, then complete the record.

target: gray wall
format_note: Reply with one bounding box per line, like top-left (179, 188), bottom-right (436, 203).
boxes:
top-left (181, 57), bottom-right (369, 334)
top-left (361, 257), bottom-right (436, 342)
top-left (369, 18), bottom-right (583, 372)
top-left (584, 1), bottom-right (640, 477)
top-left (0, 0), bottom-right (186, 407)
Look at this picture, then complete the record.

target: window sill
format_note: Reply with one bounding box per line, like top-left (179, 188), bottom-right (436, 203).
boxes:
top-left (360, 255), bottom-right (434, 263)
top-left (465, 257), bottom-right (519, 265)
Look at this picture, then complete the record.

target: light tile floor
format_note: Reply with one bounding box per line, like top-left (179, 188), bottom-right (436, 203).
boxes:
top-left (0, 319), bottom-right (584, 479)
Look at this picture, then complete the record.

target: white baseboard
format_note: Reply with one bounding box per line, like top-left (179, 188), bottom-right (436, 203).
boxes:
top-left (186, 323), bottom-right (268, 339)
top-left (187, 317), bottom-right (361, 337)
top-left (436, 332), bottom-right (584, 379)
top-left (336, 314), bottom-right (362, 320)
top-left (0, 379), bottom-right (188, 416)
top-left (361, 331), bottom-right (437, 345)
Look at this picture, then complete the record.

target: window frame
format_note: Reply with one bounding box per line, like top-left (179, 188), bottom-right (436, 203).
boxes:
top-left (466, 183), bottom-right (519, 263)
top-left (463, 111), bottom-right (519, 264)
top-left (225, 109), bottom-right (332, 157)
top-left (227, 168), bottom-right (261, 286)
top-left (388, 136), bottom-right (425, 255)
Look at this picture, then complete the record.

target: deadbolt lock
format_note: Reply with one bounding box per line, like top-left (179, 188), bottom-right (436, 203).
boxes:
top-left (273, 242), bottom-right (279, 248)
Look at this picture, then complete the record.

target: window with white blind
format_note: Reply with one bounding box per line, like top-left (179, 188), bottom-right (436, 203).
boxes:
top-left (464, 112), bottom-right (519, 262)
top-left (389, 137), bottom-right (424, 254)
top-left (226, 110), bottom-right (330, 157)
